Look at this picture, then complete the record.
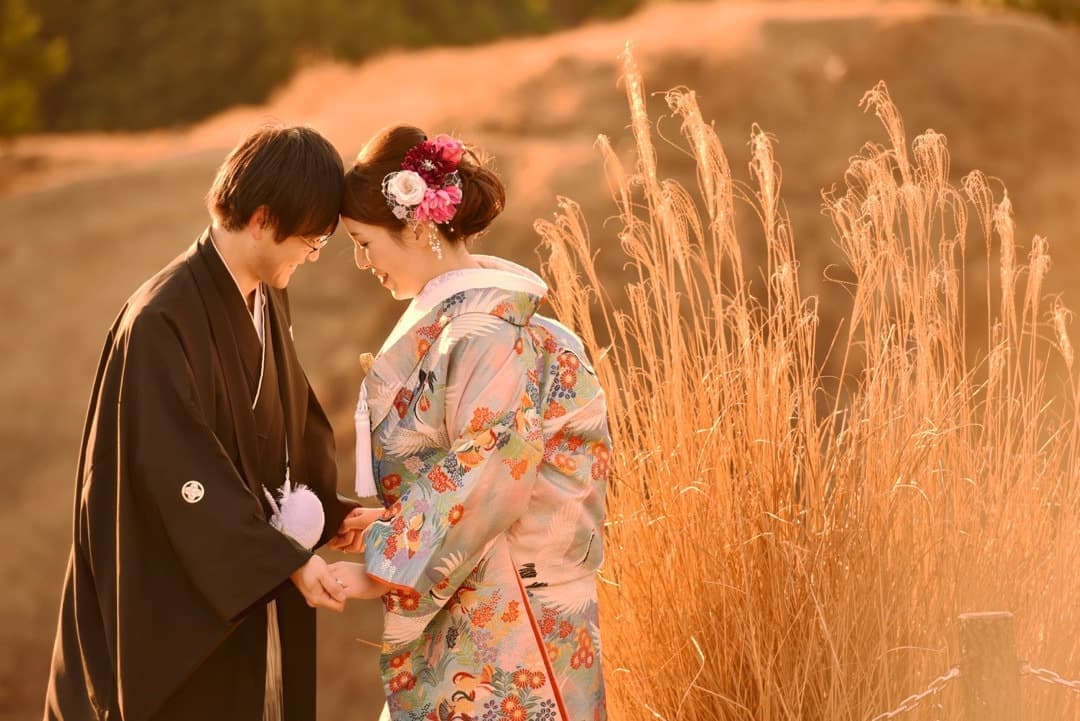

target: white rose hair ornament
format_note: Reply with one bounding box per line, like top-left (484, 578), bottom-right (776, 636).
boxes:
top-left (381, 134), bottom-right (465, 259)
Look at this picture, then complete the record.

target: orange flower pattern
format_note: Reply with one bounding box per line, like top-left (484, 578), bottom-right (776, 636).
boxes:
top-left (501, 600), bottom-right (520, 623)
top-left (393, 388), bottom-right (413, 419)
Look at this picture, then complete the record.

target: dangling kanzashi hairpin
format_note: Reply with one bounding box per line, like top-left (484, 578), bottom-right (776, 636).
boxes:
top-left (381, 134), bottom-right (465, 259)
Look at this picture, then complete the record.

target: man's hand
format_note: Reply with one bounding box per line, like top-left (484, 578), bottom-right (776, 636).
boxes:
top-left (327, 561), bottom-right (391, 600)
top-left (289, 555), bottom-right (347, 612)
top-left (326, 506), bottom-right (384, 553)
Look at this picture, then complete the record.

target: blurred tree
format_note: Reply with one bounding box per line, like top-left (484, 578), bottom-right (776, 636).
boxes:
top-left (0, 0), bottom-right (66, 140)
top-left (28, 0), bottom-right (644, 132)
top-left (34, 0), bottom-right (294, 131)
top-left (957, 0), bottom-right (1080, 21)
top-left (280, 0), bottom-right (567, 60)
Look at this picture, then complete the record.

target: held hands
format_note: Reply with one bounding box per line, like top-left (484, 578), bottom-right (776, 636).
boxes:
top-left (326, 506), bottom-right (385, 553)
top-left (289, 555), bottom-right (347, 612)
top-left (327, 561), bottom-right (390, 600)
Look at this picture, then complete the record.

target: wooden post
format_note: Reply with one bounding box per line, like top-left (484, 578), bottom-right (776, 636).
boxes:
top-left (958, 612), bottom-right (1023, 721)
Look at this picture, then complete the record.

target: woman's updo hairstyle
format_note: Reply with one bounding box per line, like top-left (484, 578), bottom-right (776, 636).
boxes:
top-left (342, 125), bottom-right (505, 242)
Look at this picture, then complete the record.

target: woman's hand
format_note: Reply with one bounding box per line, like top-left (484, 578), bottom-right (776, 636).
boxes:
top-left (327, 506), bottom-right (385, 552)
top-left (327, 561), bottom-right (390, 600)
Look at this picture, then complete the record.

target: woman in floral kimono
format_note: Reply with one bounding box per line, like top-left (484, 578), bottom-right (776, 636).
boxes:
top-left (329, 126), bottom-right (610, 721)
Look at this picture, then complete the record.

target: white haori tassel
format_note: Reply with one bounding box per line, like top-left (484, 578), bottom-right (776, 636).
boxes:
top-left (355, 383), bottom-right (378, 498)
top-left (264, 474), bottom-right (325, 550)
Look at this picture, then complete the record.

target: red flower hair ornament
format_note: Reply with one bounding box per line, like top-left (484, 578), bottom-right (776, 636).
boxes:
top-left (381, 134), bottom-right (465, 258)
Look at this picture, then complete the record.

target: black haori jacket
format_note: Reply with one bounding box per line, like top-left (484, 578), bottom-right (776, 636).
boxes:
top-left (44, 230), bottom-right (354, 721)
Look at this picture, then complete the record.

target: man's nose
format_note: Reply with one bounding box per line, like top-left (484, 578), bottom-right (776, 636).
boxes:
top-left (306, 249), bottom-right (321, 263)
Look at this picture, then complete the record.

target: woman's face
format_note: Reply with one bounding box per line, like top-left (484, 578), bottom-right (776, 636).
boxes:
top-left (341, 217), bottom-right (432, 300)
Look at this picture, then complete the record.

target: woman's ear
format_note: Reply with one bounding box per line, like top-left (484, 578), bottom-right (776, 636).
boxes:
top-left (400, 222), bottom-right (427, 248)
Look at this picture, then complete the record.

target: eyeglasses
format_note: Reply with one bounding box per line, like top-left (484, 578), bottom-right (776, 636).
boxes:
top-left (303, 232), bottom-right (332, 255)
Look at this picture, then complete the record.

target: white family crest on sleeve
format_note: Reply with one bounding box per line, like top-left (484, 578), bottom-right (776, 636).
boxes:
top-left (264, 478), bottom-right (325, 549)
top-left (181, 480), bottom-right (205, 503)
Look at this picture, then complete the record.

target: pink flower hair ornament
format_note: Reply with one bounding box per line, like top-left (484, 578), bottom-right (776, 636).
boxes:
top-left (382, 134), bottom-right (465, 230)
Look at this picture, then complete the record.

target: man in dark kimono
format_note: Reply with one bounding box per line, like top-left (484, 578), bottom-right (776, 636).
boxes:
top-left (44, 125), bottom-right (358, 721)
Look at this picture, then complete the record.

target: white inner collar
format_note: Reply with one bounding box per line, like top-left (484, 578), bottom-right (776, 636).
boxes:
top-left (377, 255), bottom-right (547, 356)
top-left (208, 231), bottom-right (267, 409)
top-left (208, 230), bottom-right (265, 345)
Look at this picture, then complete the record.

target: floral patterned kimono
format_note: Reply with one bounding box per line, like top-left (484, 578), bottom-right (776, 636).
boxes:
top-left (355, 256), bottom-right (610, 721)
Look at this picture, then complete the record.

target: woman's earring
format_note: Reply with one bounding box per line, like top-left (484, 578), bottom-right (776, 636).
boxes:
top-left (427, 225), bottom-right (443, 260)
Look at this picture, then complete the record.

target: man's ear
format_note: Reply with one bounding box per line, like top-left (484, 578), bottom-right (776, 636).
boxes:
top-left (248, 205), bottom-right (273, 240)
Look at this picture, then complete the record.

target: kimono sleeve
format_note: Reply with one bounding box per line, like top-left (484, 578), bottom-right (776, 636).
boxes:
top-left (363, 318), bottom-right (543, 598)
top-left (120, 311), bottom-right (312, 622)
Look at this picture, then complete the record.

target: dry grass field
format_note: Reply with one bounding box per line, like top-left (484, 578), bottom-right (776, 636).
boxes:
top-left (539, 49), bottom-right (1078, 720)
top-left (1, 2), bottom-right (1078, 719)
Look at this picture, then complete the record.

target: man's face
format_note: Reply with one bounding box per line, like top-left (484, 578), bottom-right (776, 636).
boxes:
top-left (252, 229), bottom-right (328, 289)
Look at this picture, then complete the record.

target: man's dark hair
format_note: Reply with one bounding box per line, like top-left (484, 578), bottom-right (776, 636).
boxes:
top-left (207, 125), bottom-right (344, 240)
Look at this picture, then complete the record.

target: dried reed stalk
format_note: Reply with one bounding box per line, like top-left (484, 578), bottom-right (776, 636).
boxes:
top-left (535, 50), bottom-right (1079, 721)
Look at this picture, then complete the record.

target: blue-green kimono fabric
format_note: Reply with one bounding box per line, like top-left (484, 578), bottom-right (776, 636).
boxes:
top-left (359, 257), bottom-right (610, 721)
